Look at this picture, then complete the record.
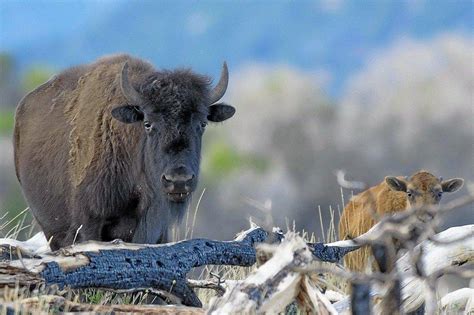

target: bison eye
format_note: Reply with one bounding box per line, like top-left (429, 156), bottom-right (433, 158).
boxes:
top-left (437, 192), bottom-right (443, 198)
top-left (407, 191), bottom-right (413, 198)
top-left (144, 121), bottom-right (152, 131)
top-left (201, 122), bottom-right (208, 129)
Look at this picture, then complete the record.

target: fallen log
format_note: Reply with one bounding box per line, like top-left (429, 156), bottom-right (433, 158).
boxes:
top-left (440, 288), bottom-right (474, 314)
top-left (397, 224), bottom-right (474, 313)
top-left (207, 233), bottom-right (339, 314)
top-left (7, 221), bottom-right (469, 313)
top-left (1, 226), bottom-right (267, 307)
top-left (0, 225), bottom-right (358, 308)
top-left (207, 233), bottom-right (308, 313)
top-left (332, 224), bottom-right (474, 314)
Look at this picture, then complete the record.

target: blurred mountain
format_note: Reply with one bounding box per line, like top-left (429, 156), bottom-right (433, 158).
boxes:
top-left (1, 0), bottom-right (471, 96)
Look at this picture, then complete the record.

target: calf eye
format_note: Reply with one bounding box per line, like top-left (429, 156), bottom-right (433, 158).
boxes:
top-left (437, 192), bottom-right (442, 198)
top-left (144, 121), bottom-right (152, 131)
top-left (407, 191), bottom-right (413, 198)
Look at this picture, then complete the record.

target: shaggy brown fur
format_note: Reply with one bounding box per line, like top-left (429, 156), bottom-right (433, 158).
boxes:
top-left (338, 170), bottom-right (464, 272)
top-left (14, 54), bottom-right (235, 250)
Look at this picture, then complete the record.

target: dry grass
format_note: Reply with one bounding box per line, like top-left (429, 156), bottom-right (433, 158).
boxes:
top-left (0, 195), bottom-right (349, 311)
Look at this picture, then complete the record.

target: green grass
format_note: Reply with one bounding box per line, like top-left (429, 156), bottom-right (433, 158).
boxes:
top-left (202, 140), bottom-right (269, 181)
top-left (0, 110), bottom-right (14, 135)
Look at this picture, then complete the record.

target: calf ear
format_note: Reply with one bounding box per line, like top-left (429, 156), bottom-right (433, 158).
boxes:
top-left (111, 105), bottom-right (144, 123)
top-left (441, 178), bottom-right (464, 193)
top-left (208, 103), bottom-right (235, 122)
top-left (385, 176), bottom-right (407, 192)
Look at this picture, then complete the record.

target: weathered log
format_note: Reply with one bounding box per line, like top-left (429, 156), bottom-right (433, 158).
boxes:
top-left (298, 276), bottom-right (338, 315)
top-left (207, 233), bottom-right (313, 313)
top-left (207, 232), bottom-right (345, 314)
top-left (397, 224), bottom-right (474, 313)
top-left (0, 225), bottom-right (359, 308)
top-left (440, 288), bottom-right (474, 314)
top-left (332, 224), bottom-right (474, 314)
top-left (1, 226), bottom-right (267, 307)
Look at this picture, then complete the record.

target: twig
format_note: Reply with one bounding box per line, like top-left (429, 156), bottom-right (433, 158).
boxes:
top-left (187, 279), bottom-right (225, 296)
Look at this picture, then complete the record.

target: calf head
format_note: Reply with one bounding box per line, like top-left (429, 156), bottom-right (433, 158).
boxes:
top-left (112, 62), bottom-right (235, 203)
top-left (385, 171), bottom-right (464, 209)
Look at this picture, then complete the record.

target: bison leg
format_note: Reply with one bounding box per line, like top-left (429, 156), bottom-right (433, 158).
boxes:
top-left (101, 215), bottom-right (139, 242)
top-left (132, 206), bottom-right (169, 244)
top-left (74, 215), bottom-right (105, 244)
top-left (47, 229), bottom-right (76, 251)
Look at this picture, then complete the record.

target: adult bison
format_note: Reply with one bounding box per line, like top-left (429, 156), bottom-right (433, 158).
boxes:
top-left (14, 55), bottom-right (235, 250)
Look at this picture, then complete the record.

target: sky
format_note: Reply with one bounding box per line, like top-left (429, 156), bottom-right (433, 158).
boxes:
top-left (1, 0), bottom-right (472, 97)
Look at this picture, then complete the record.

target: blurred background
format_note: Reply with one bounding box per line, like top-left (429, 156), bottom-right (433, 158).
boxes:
top-left (0, 0), bottom-right (472, 241)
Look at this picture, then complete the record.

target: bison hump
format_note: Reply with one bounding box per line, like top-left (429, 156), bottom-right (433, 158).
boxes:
top-left (63, 61), bottom-right (129, 187)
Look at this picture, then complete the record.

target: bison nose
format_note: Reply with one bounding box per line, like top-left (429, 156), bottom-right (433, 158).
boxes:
top-left (162, 173), bottom-right (194, 183)
top-left (162, 165), bottom-right (195, 191)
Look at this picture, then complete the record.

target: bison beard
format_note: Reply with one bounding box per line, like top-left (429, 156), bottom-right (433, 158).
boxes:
top-left (14, 54), bottom-right (235, 250)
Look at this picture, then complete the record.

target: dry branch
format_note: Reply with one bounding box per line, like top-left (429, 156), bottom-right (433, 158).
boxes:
top-left (440, 288), bottom-right (474, 314)
top-left (207, 233), bottom-right (313, 314)
top-left (298, 276), bottom-right (338, 315)
top-left (2, 191), bottom-right (472, 313)
top-left (0, 226), bottom-right (268, 307)
top-left (0, 224), bottom-right (358, 309)
top-left (397, 224), bottom-right (474, 313)
top-left (332, 224), bottom-right (474, 314)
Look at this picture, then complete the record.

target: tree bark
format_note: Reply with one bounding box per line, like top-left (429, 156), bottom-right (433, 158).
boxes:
top-left (0, 225), bottom-right (358, 308)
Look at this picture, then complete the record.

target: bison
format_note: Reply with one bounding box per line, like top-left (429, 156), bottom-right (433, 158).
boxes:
top-left (14, 54), bottom-right (235, 250)
top-left (338, 170), bottom-right (464, 271)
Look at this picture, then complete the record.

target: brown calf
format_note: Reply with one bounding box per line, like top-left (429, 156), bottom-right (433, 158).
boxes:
top-left (338, 170), bottom-right (464, 271)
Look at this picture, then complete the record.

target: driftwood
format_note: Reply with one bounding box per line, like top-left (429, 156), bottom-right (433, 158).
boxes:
top-left (0, 225), bottom-right (357, 308)
top-left (397, 224), bottom-right (474, 313)
top-left (207, 232), bottom-right (339, 314)
top-left (206, 225), bottom-right (473, 314)
top-left (2, 223), bottom-right (472, 313)
top-left (1, 190), bottom-right (473, 313)
top-left (0, 226), bottom-right (267, 307)
top-left (440, 288), bottom-right (474, 314)
top-left (330, 225), bottom-right (473, 314)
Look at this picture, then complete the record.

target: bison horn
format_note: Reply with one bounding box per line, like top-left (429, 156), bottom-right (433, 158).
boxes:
top-left (120, 62), bottom-right (144, 105)
top-left (209, 62), bottom-right (229, 104)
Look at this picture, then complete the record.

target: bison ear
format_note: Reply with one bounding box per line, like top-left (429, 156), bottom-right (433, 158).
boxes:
top-left (111, 105), bottom-right (144, 123)
top-left (385, 176), bottom-right (407, 192)
top-left (208, 103), bottom-right (235, 122)
top-left (441, 178), bottom-right (464, 193)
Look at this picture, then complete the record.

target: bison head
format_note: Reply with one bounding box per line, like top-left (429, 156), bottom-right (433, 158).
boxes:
top-left (385, 171), bottom-right (464, 209)
top-left (111, 62), bottom-right (235, 204)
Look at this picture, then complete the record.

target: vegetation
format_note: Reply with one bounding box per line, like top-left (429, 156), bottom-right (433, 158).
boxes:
top-left (0, 110), bottom-right (14, 135)
top-left (21, 66), bottom-right (54, 93)
top-left (202, 139), bottom-right (269, 179)
top-left (0, 201), bottom-right (347, 311)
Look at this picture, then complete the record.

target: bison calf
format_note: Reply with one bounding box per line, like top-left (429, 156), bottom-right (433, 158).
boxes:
top-left (338, 170), bottom-right (463, 271)
top-left (14, 54), bottom-right (235, 250)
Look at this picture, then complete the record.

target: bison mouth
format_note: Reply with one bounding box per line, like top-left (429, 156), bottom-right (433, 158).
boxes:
top-left (167, 192), bottom-right (191, 203)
